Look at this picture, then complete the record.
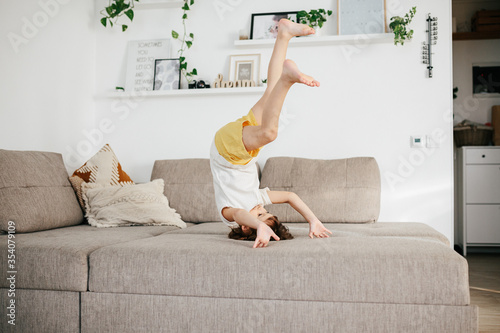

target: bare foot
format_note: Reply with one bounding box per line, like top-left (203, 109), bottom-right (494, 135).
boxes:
top-left (281, 59), bottom-right (320, 87)
top-left (278, 19), bottom-right (315, 39)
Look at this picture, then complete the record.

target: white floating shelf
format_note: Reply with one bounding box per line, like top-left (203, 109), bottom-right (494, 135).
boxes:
top-left (102, 87), bottom-right (266, 98)
top-left (135, 0), bottom-right (184, 10)
top-left (235, 33), bottom-right (395, 47)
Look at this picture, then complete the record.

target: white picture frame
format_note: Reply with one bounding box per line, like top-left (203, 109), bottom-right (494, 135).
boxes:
top-left (153, 58), bottom-right (181, 91)
top-left (125, 39), bottom-right (171, 92)
top-left (338, 0), bottom-right (387, 35)
top-left (229, 54), bottom-right (261, 86)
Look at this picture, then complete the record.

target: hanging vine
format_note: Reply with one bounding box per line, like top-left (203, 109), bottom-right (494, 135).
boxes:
top-left (172, 0), bottom-right (197, 84)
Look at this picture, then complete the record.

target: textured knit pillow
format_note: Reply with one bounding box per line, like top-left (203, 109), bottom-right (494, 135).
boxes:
top-left (82, 179), bottom-right (186, 229)
top-left (69, 144), bottom-right (134, 212)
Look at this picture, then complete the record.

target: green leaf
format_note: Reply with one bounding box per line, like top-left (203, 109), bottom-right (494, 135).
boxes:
top-left (182, 2), bottom-right (189, 10)
top-left (125, 9), bottom-right (134, 21)
top-left (183, 13), bottom-right (187, 19)
top-left (122, 24), bottom-right (128, 32)
top-left (100, 17), bottom-right (107, 27)
top-left (180, 62), bottom-right (187, 70)
top-left (186, 41), bottom-right (192, 48)
top-left (179, 56), bottom-right (186, 63)
top-left (327, 10), bottom-right (333, 16)
top-left (190, 0), bottom-right (194, 5)
top-left (189, 33), bottom-right (194, 39)
top-left (192, 68), bottom-right (197, 75)
top-left (172, 30), bottom-right (179, 39)
top-left (106, 6), bottom-right (113, 16)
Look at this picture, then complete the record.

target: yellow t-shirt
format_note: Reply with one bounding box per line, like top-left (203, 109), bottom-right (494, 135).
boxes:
top-left (214, 110), bottom-right (261, 165)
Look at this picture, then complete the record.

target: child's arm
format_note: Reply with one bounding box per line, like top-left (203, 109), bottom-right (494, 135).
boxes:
top-left (222, 207), bottom-right (280, 248)
top-left (267, 191), bottom-right (332, 238)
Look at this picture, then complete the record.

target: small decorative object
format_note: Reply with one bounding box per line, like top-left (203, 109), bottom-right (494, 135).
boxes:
top-left (188, 80), bottom-right (210, 89)
top-left (188, 81), bottom-right (197, 89)
top-left (229, 54), bottom-right (261, 84)
top-left (453, 120), bottom-right (493, 147)
top-left (100, 0), bottom-right (139, 32)
top-left (339, 0), bottom-right (386, 35)
top-left (421, 13), bottom-right (437, 78)
top-left (250, 12), bottom-right (298, 39)
top-left (389, 7), bottom-right (417, 45)
top-left (261, 78), bottom-right (268, 87)
top-left (239, 29), bottom-right (249, 40)
top-left (171, 0), bottom-right (197, 85)
top-left (296, 9), bottom-right (333, 34)
top-left (213, 74), bottom-right (255, 88)
top-left (125, 39), bottom-right (171, 92)
top-left (153, 59), bottom-right (181, 91)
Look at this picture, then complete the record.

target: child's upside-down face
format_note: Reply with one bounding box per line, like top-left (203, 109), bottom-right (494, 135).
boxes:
top-left (249, 205), bottom-right (273, 225)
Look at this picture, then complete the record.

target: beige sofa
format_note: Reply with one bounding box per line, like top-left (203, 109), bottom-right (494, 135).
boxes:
top-left (0, 150), bottom-right (478, 332)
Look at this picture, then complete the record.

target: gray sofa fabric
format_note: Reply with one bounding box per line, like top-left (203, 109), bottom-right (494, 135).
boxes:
top-left (0, 149), bottom-right (84, 233)
top-left (88, 222), bottom-right (469, 306)
top-left (0, 224), bottom-right (181, 291)
top-left (81, 292), bottom-right (478, 333)
top-left (260, 157), bottom-right (381, 223)
top-left (0, 288), bottom-right (79, 333)
top-left (151, 159), bottom-right (220, 222)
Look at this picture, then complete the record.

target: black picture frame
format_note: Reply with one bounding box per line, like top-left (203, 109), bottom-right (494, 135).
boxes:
top-left (250, 11), bottom-right (298, 40)
top-left (153, 58), bottom-right (181, 91)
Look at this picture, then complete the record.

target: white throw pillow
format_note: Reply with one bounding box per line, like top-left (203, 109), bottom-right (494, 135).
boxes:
top-left (82, 179), bottom-right (186, 228)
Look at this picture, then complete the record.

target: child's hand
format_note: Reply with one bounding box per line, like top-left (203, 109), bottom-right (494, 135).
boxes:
top-left (309, 220), bottom-right (333, 239)
top-left (253, 223), bottom-right (280, 248)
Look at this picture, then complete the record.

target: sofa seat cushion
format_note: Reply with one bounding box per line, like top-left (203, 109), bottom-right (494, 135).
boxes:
top-left (88, 222), bottom-right (469, 306)
top-left (0, 224), bottom-right (189, 292)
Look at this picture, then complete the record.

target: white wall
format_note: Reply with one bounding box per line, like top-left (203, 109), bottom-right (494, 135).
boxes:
top-left (91, 0), bottom-right (455, 242)
top-left (0, 0), bottom-right (96, 164)
top-left (0, 0), bottom-right (455, 243)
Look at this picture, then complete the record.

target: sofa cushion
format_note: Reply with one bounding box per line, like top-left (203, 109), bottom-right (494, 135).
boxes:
top-left (69, 144), bottom-right (134, 212)
top-left (82, 179), bottom-right (186, 229)
top-left (0, 149), bottom-right (84, 233)
top-left (151, 159), bottom-right (220, 222)
top-left (88, 222), bottom-right (469, 306)
top-left (260, 157), bottom-right (381, 223)
top-left (0, 224), bottom-right (184, 291)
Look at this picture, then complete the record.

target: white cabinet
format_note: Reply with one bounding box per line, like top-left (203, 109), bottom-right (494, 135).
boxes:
top-left (457, 147), bottom-right (500, 256)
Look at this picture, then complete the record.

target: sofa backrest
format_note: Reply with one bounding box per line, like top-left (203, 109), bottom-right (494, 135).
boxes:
top-left (0, 149), bottom-right (84, 233)
top-left (152, 156), bottom-right (380, 224)
top-left (151, 159), bottom-right (220, 222)
top-left (260, 157), bottom-right (380, 223)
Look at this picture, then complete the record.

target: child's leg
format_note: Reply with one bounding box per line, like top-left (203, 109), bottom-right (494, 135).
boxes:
top-left (243, 20), bottom-right (320, 152)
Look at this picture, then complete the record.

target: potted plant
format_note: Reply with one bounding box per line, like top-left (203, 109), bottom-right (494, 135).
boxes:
top-left (296, 9), bottom-right (333, 36)
top-left (100, 0), bottom-right (138, 32)
top-left (389, 7), bottom-right (417, 46)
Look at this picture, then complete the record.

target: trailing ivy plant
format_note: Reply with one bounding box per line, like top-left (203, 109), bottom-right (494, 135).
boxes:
top-left (389, 7), bottom-right (417, 46)
top-left (100, 0), bottom-right (139, 32)
top-left (297, 9), bottom-right (333, 29)
top-left (172, 0), bottom-right (197, 84)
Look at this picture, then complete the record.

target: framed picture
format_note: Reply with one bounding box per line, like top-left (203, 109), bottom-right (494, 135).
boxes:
top-left (229, 54), bottom-right (261, 85)
top-left (338, 0), bottom-right (386, 35)
top-left (125, 39), bottom-right (171, 92)
top-left (250, 12), bottom-right (298, 39)
top-left (153, 58), bottom-right (181, 91)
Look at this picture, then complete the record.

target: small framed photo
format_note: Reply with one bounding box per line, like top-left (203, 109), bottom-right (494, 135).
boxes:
top-left (250, 12), bottom-right (298, 39)
top-left (153, 58), bottom-right (180, 91)
top-left (229, 54), bottom-right (261, 85)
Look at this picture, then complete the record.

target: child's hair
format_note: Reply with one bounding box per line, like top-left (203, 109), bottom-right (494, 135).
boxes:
top-left (228, 215), bottom-right (294, 241)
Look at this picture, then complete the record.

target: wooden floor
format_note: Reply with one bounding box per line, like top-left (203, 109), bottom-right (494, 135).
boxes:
top-left (466, 253), bottom-right (500, 333)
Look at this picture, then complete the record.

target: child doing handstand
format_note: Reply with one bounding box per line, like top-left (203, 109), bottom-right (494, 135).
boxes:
top-left (210, 19), bottom-right (332, 248)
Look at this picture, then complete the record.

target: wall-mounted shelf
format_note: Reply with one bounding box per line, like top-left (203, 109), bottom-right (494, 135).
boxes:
top-left (135, 0), bottom-right (183, 10)
top-left (453, 31), bottom-right (500, 41)
top-left (234, 33), bottom-right (395, 48)
top-left (101, 87), bottom-right (266, 99)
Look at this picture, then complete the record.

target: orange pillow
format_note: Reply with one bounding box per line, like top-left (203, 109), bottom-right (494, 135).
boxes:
top-left (69, 144), bottom-right (134, 212)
